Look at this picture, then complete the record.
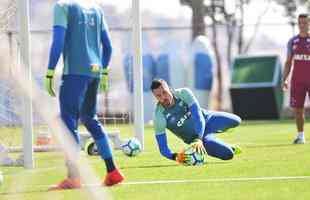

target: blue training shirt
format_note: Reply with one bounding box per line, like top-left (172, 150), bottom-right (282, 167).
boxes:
top-left (154, 88), bottom-right (207, 160)
top-left (49, 0), bottom-right (112, 78)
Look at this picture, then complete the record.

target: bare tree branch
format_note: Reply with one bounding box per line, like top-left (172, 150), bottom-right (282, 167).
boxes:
top-left (242, 0), bottom-right (271, 53)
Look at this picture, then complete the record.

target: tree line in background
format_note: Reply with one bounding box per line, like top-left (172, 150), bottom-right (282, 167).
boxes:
top-left (180, 0), bottom-right (309, 110)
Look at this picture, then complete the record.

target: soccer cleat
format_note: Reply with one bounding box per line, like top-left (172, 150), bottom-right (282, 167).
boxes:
top-left (48, 178), bottom-right (82, 191)
top-left (103, 169), bottom-right (124, 186)
top-left (293, 137), bottom-right (306, 144)
top-left (231, 145), bottom-right (242, 155)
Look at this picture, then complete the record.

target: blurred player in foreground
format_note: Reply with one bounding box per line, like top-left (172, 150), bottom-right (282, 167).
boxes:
top-left (282, 14), bottom-right (310, 144)
top-left (45, 0), bottom-right (124, 190)
top-left (151, 79), bottom-right (242, 165)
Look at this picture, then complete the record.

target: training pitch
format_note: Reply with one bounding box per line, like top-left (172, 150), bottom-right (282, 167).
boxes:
top-left (1, 120), bottom-right (310, 200)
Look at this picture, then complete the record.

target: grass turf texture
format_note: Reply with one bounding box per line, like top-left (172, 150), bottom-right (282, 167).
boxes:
top-left (1, 120), bottom-right (310, 200)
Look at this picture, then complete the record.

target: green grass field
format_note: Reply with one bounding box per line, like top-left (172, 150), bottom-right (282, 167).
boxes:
top-left (1, 120), bottom-right (310, 200)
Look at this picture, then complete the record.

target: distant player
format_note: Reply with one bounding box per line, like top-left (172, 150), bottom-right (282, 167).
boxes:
top-left (151, 79), bottom-right (242, 164)
top-left (45, 0), bottom-right (124, 190)
top-left (282, 14), bottom-right (310, 144)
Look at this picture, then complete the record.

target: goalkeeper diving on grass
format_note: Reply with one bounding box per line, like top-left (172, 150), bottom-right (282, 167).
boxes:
top-left (151, 79), bottom-right (242, 165)
top-left (45, 0), bottom-right (124, 190)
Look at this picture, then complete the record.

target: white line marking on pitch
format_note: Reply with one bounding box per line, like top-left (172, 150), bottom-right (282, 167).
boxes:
top-left (6, 175), bottom-right (310, 193)
top-left (50, 176), bottom-right (310, 188)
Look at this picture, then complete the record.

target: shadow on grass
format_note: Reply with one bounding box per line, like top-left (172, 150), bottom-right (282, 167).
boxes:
top-left (240, 119), bottom-right (300, 126)
top-left (0, 188), bottom-right (48, 196)
top-left (120, 161), bottom-right (230, 170)
top-left (244, 143), bottom-right (299, 148)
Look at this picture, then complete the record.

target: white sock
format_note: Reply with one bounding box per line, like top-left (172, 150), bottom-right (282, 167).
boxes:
top-left (297, 132), bottom-right (304, 139)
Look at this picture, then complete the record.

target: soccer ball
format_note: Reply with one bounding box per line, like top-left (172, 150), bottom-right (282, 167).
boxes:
top-left (121, 138), bottom-right (142, 157)
top-left (184, 147), bottom-right (206, 166)
top-left (84, 139), bottom-right (98, 156)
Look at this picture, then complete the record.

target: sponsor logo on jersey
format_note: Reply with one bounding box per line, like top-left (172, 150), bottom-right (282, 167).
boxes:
top-left (176, 111), bottom-right (191, 127)
top-left (293, 54), bottom-right (310, 61)
top-left (166, 113), bottom-right (171, 119)
top-left (79, 12), bottom-right (96, 27)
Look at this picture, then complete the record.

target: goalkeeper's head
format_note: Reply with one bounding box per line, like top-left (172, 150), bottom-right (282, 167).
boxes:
top-left (151, 79), bottom-right (174, 107)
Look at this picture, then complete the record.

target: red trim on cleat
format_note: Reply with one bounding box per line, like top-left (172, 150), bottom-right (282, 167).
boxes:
top-left (48, 178), bottom-right (82, 191)
top-left (103, 169), bottom-right (124, 186)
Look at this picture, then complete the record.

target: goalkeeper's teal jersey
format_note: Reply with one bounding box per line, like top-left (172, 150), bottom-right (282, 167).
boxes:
top-left (154, 88), bottom-right (207, 144)
top-left (54, 0), bottom-right (107, 78)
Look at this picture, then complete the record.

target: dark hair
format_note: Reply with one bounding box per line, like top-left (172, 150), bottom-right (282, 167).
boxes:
top-left (150, 79), bottom-right (164, 91)
top-left (298, 13), bottom-right (308, 19)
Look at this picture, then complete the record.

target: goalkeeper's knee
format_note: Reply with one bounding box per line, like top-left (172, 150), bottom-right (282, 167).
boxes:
top-left (203, 138), bottom-right (234, 160)
top-left (220, 150), bottom-right (234, 160)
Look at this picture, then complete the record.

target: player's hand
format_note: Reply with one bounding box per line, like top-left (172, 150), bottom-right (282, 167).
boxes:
top-left (175, 150), bottom-right (185, 164)
top-left (282, 79), bottom-right (288, 91)
top-left (189, 139), bottom-right (206, 155)
top-left (44, 69), bottom-right (56, 97)
top-left (99, 68), bottom-right (109, 92)
top-left (175, 150), bottom-right (192, 165)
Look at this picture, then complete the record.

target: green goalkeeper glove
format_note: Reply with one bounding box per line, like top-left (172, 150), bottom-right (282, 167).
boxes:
top-left (99, 68), bottom-right (109, 92)
top-left (189, 139), bottom-right (206, 155)
top-left (44, 69), bottom-right (56, 97)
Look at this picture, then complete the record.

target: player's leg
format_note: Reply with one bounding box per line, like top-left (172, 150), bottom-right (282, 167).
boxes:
top-left (294, 108), bottom-right (304, 136)
top-left (202, 111), bottom-right (242, 160)
top-left (290, 82), bottom-right (306, 144)
top-left (202, 134), bottom-right (234, 160)
top-left (59, 75), bottom-right (89, 144)
top-left (205, 111), bottom-right (241, 134)
top-left (80, 78), bottom-right (124, 186)
top-left (49, 75), bottom-right (89, 191)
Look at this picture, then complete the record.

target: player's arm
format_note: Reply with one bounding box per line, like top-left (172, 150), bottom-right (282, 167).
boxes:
top-left (180, 88), bottom-right (205, 138)
top-left (99, 12), bottom-right (112, 92)
top-left (47, 3), bottom-right (67, 70)
top-left (100, 13), bottom-right (112, 68)
top-left (47, 26), bottom-right (66, 70)
top-left (155, 132), bottom-right (176, 160)
top-left (153, 109), bottom-right (177, 160)
top-left (45, 3), bottom-right (67, 97)
top-left (155, 133), bottom-right (188, 164)
top-left (282, 39), bottom-right (293, 91)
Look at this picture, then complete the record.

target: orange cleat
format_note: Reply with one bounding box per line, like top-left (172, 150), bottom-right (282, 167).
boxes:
top-left (48, 178), bottom-right (82, 191)
top-left (103, 169), bottom-right (124, 186)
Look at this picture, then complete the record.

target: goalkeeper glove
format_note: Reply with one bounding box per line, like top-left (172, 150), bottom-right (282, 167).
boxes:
top-left (189, 138), bottom-right (206, 155)
top-left (173, 149), bottom-right (194, 166)
top-left (174, 151), bottom-right (185, 164)
top-left (99, 68), bottom-right (109, 92)
top-left (44, 69), bottom-right (56, 97)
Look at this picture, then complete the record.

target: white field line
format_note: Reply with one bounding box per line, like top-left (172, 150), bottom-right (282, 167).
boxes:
top-left (121, 176), bottom-right (310, 185)
top-left (2, 175), bottom-right (309, 195)
top-left (37, 175), bottom-right (310, 189)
